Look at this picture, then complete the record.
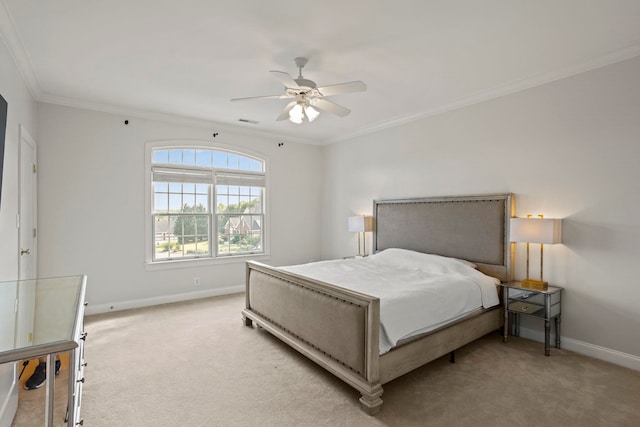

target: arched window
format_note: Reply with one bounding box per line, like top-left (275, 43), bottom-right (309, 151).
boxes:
top-left (148, 143), bottom-right (267, 263)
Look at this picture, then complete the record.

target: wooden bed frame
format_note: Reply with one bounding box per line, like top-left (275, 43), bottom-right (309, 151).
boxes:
top-left (242, 193), bottom-right (513, 414)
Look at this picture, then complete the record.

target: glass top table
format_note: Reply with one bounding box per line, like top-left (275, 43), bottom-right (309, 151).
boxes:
top-left (0, 275), bottom-right (87, 426)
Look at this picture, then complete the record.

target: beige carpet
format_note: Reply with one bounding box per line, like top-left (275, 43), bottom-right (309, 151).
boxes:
top-left (19, 292), bottom-right (639, 426)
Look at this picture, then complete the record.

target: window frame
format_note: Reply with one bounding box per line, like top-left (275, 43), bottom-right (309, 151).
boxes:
top-left (145, 140), bottom-right (270, 270)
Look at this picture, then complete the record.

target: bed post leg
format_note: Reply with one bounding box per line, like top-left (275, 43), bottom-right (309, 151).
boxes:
top-left (242, 315), bottom-right (252, 327)
top-left (359, 385), bottom-right (383, 415)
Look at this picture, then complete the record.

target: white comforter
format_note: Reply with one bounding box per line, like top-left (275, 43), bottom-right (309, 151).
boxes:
top-left (279, 248), bottom-right (500, 354)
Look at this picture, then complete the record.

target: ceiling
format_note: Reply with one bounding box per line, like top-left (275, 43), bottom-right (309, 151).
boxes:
top-left (2, 1), bottom-right (640, 144)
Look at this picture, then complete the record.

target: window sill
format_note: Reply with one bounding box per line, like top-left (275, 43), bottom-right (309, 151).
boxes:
top-left (145, 253), bottom-right (270, 271)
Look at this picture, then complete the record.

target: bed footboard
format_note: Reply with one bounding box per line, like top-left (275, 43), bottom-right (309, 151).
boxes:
top-left (242, 261), bottom-right (384, 414)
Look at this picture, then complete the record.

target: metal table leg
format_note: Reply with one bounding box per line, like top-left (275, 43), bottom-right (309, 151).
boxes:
top-left (45, 353), bottom-right (55, 427)
top-left (544, 293), bottom-right (551, 356)
top-left (544, 319), bottom-right (551, 356)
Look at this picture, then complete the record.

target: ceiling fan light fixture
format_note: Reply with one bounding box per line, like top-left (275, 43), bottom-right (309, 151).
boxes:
top-left (304, 105), bottom-right (319, 122)
top-left (232, 57), bottom-right (366, 123)
top-left (289, 103), bottom-right (304, 124)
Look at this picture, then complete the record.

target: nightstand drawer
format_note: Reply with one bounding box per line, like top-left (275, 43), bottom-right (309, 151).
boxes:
top-left (508, 301), bottom-right (543, 315)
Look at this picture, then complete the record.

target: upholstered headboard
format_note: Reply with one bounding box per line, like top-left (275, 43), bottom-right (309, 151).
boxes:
top-left (373, 194), bottom-right (513, 282)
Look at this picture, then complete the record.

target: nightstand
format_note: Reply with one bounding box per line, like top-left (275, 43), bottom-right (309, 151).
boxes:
top-left (501, 281), bottom-right (563, 356)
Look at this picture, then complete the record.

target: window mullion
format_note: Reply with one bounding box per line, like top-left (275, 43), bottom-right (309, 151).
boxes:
top-left (211, 182), bottom-right (217, 257)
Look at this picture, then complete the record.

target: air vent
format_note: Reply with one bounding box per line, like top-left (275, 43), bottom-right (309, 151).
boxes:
top-left (238, 119), bottom-right (259, 124)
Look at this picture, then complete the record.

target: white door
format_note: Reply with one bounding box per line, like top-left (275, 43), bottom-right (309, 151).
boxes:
top-left (0, 126), bottom-right (37, 427)
top-left (16, 125), bottom-right (37, 346)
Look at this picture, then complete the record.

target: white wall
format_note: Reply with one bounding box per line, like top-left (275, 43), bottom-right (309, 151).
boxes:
top-left (0, 30), bottom-right (37, 427)
top-left (321, 56), bottom-right (640, 364)
top-left (36, 104), bottom-right (324, 313)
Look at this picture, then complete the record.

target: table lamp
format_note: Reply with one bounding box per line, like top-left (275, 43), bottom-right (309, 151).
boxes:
top-left (348, 215), bottom-right (374, 257)
top-left (510, 215), bottom-right (562, 290)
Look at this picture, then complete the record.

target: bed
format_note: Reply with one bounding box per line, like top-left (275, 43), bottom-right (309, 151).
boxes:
top-left (242, 193), bottom-right (513, 414)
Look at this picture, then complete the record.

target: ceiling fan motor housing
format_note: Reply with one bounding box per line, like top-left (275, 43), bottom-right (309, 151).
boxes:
top-left (294, 78), bottom-right (317, 90)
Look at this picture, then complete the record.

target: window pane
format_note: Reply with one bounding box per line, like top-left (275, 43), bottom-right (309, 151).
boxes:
top-left (195, 183), bottom-right (208, 194)
top-left (228, 154), bottom-right (239, 169)
top-left (182, 194), bottom-right (195, 211)
top-left (196, 150), bottom-right (212, 168)
top-left (239, 156), bottom-right (250, 170)
top-left (169, 182), bottom-right (182, 193)
top-left (250, 215), bottom-right (261, 231)
top-left (216, 195), bottom-right (228, 210)
top-left (213, 151), bottom-right (227, 168)
top-left (217, 214), bottom-right (262, 255)
top-left (196, 194), bottom-right (208, 210)
top-left (228, 195), bottom-right (240, 210)
top-left (155, 214), bottom-right (210, 260)
top-left (182, 183), bottom-right (195, 193)
top-left (169, 149), bottom-right (182, 164)
top-left (153, 150), bottom-right (169, 164)
top-left (249, 159), bottom-right (262, 172)
top-left (154, 182), bottom-right (168, 192)
top-left (183, 149), bottom-right (196, 165)
top-left (154, 215), bottom-right (180, 260)
top-left (154, 194), bottom-right (168, 212)
top-left (169, 194), bottom-right (182, 212)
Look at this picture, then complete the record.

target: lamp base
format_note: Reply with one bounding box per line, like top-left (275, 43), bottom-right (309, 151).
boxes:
top-left (520, 279), bottom-right (548, 291)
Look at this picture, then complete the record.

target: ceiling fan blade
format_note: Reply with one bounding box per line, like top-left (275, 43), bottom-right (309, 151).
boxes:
top-left (317, 81), bottom-right (366, 97)
top-left (276, 101), bottom-right (297, 121)
top-left (231, 94), bottom-right (290, 102)
top-left (270, 71), bottom-right (300, 89)
top-left (311, 98), bottom-right (351, 117)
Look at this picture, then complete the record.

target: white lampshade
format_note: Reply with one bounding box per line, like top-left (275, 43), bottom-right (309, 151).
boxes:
top-left (289, 103), bottom-right (304, 124)
top-left (348, 216), bottom-right (374, 233)
top-left (510, 218), bottom-right (562, 244)
top-left (305, 105), bottom-right (320, 122)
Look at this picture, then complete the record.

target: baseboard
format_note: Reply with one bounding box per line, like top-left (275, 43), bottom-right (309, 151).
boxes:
top-left (85, 285), bottom-right (244, 315)
top-left (518, 327), bottom-right (640, 372)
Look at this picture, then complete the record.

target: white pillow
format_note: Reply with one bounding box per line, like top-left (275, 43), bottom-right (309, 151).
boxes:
top-left (452, 258), bottom-right (478, 269)
top-left (368, 248), bottom-right (474, 272)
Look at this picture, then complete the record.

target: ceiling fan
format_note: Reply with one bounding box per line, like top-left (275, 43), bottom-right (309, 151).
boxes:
top-left (231, 57), bottom-right (366, 124)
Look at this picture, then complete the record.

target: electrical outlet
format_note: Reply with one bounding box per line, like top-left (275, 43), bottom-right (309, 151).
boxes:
top-left (194, 277), bottom-right (200, 286)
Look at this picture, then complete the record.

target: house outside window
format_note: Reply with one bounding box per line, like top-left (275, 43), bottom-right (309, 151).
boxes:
top-left (147, 142), bottom-right (267, 265)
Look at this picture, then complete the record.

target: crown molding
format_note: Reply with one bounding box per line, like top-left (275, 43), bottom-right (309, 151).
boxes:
top-left (0, 0), bottom-right (42, 99)
top-left (328, 41), bottom-right (640, 145)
